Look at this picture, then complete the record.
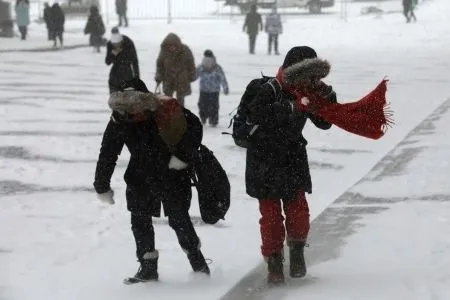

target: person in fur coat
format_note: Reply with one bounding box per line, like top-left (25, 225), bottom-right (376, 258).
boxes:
top-left (195, 49), bottom-right (229, 127)
top-left (155, 33), bottom-right (196, 107)
top-left (93, 78), bottom-right (210, 283)
top-left (245, 46), bottom-right (337, 284)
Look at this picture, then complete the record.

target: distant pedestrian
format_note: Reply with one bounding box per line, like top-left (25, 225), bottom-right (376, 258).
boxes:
top-left (15, 0), bottom-right (30, 40)
top-left (155, 33), bottom-right (196, 107)
top-left (49, 3), bottom-right (65, 48)
top-left (265, 6), bottom-right (282, 55)
top-left (105, 27), bottom-right (140, 93)
top-left (84, 5), bottom-right (106, 53)
top-left (402, 0), bottom-right (417, 23)
top-left (195, 49), bottom-right (229, 127)
top-left (243, 4), bottom-right (263, 54)
top-left (116, 0), bottom-right (128, 27)
top-left (43, 2), bottom-right (51, 40)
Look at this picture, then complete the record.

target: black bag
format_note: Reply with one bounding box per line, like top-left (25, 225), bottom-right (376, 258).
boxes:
top-left (192, 144), bottom-right (230, 224)
top-left (225, 75), bottom-right (281, 148)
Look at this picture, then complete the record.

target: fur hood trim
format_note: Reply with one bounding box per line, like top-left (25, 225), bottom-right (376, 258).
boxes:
top-left (108, 90), bottom-right (161, 114)
top-left (282, 58), bottom-right (331, 86)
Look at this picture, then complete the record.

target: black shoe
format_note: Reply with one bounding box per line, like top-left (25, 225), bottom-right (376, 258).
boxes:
top-left (124, 251), bottom-right (159, 284)
top-left (187, 250), bottom-right (210, 275)
top-left (289, 241), bottom-right (307, 278)
top-left (267, 252), bottom-right (284, 284)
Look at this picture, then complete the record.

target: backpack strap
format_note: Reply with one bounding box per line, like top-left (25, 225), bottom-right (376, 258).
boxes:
top-left (266, 78), bottom-right (282, 98)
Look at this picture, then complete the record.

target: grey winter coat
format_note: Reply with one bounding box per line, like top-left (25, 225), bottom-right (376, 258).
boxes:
top-left (265, 13), bottom-right (282, 35)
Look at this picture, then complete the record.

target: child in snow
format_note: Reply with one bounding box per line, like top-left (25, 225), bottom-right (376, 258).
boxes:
top-left (195, 50), bottom-right (229, 127)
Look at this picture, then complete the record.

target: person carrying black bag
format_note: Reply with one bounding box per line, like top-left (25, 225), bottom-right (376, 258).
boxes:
top-left (93, 78), bottom-right (210, 284)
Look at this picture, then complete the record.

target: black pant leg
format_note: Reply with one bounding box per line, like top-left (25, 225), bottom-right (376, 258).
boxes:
top-left (209, 92), bottom-right (220, 126)
top-left (249, 33), bottom-right (257, 54)
top-left (167, 211), bottom-right (200, 253)
top-left (198, 92), bottom-right (208, 123)
top-left (131, 213), bottom-right (155, 262)
top-left (268, 34), bottom-right (273, 54)
top-left (274, 34), bottom-right (279, 54)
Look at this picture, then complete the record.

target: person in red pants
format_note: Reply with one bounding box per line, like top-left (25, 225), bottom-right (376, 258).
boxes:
top-left (245, 46), bottom-right (337, 284)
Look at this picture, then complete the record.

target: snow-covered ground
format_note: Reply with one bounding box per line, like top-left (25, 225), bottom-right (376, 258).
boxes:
top-left (1, 0), bottom-right (450, 299)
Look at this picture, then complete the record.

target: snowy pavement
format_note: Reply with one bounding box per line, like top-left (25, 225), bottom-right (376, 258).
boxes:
top-left (1, 0), bottom-right (450, 299)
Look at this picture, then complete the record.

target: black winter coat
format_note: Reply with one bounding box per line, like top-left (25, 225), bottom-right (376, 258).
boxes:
top-left (84, 13), bottom-right (105, 46)
top-left (48, 5), bottom-right (65, 34)
top-left (93, 109), bottom-right (203, 215)
top-left (105, 35), bottom-right (140, 92)
top-left (245, 80), bottom-right (337, 201)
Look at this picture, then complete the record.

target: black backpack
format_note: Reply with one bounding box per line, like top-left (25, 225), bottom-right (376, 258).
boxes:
top-left (191, 144), bottom-right (230, 224)
top-left (225, 75), bottom-right (281, 148)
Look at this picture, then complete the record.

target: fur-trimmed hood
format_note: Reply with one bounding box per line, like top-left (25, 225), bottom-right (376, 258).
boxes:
top-left (282, 58), bottom-right (331, 86)
top-left (108, 90), bottom-right (161, 115)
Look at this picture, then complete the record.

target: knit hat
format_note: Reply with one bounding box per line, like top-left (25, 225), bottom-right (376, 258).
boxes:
top-left (204, 49), bottom-right (214, 58)
top-left (282, 46), bottom-right (317, 69)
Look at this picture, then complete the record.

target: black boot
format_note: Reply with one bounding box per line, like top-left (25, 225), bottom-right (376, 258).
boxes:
top-left (124, 251), bottom-right (159, 284)
top-left (289, 240), bottom-right (307, 278)
top-left (266, 252), bottom-right (284, 284)
top-left (187, 249), bottom-right (210, 275)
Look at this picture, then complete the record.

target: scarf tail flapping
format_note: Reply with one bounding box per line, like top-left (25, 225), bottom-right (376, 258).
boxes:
top-left (315, 79), bottom-right (393, 140)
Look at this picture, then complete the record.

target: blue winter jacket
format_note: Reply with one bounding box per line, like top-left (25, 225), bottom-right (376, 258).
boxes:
top-left (15, 3), bottom-right (30, 27)
top-left (195, 58), bottom-right (229, 94)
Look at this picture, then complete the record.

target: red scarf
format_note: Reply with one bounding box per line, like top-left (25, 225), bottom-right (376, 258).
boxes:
top-left (276, 68), bottom-right (393, 140)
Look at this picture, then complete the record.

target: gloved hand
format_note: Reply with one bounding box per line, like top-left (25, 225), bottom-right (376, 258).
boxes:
top-left (168, 156), bottom-right (188, 170)
top-left (97, 189), bottom-right (115, 205)
top-left (224, 87), bottom-right (229, 95)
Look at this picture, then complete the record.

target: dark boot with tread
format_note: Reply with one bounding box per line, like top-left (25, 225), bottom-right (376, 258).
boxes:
top-left (267, 252), bottom-right (285, 284)
top-left (289, 240), bottom-right (307, 278)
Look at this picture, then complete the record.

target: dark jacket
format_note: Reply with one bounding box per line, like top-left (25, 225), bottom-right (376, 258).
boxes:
top-left (94, 108), bottom-right (202, 214)
top-left (84, 8), bottom-right (105, 46)
top-left (245, 80), bottom-right (336, 201)
top-left (48, 4), bottom-right (65, 33)
top-left (243, 11), bottom-right (263, 34)
top-left (105, 35), bottom-right (140, 92)
top-left (115, 0), bottom-right (127, 15)
top-left (43, 6), bottom-right (51, 28)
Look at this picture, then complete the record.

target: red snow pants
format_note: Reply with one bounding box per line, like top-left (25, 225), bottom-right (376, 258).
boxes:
top-left (259, 190), bottom-right (310, 257)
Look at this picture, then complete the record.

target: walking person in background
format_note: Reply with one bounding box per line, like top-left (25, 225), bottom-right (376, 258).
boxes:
top-left (84, 5), bottom-right (106, 53)
top-left (115, 0), bottom-right (128, 27)
top-left (49, 3), bottom-right (65, 48)
top-left (243, 4), bottom-right (263, 54)
top-left (43, 2), bottom-right (51, 41)
top-left (155, 33), bottom-right (196, 107)
top-left (105, 27), bottom-right (140, 93)
top-left (402, 0), bottom-right (417, 22)
top-left (15, 0), bottom-right (30, 40)
top-left (195, 50), bottom-right (229, 127)
top-left (265, 6), bottom-right (282, 55)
